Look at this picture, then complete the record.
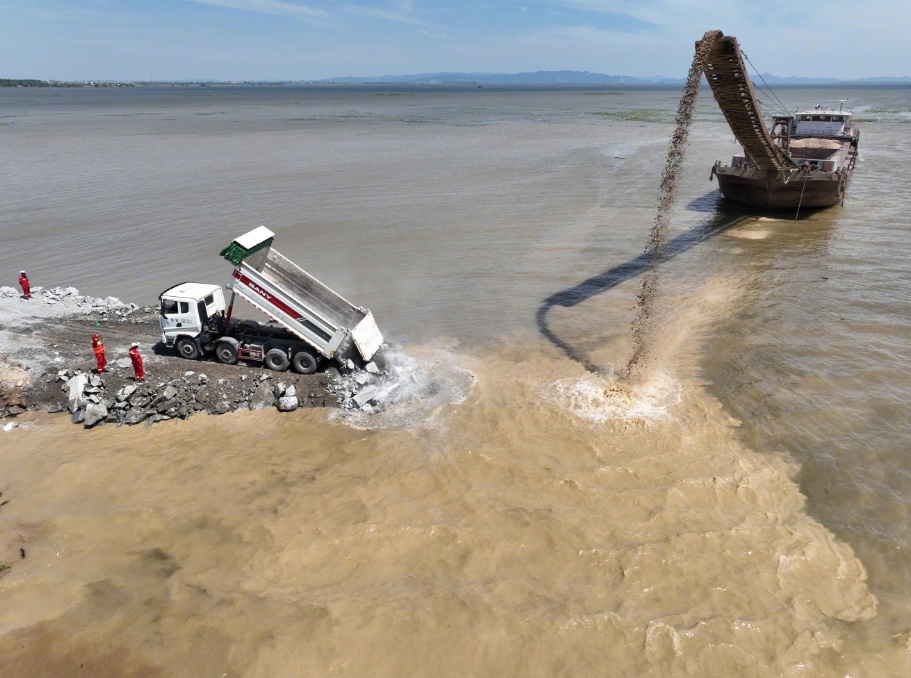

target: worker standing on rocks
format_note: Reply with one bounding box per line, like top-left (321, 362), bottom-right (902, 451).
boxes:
top-left (91, 334), bottom-right (107, 373)
top-left (18, 271), bottom-right (31, 299)
top-left (129, 342), bottom-right (145, 382)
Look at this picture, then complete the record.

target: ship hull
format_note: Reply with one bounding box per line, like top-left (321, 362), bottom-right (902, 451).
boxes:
top-left (714, 166), bottom-right (850, 210)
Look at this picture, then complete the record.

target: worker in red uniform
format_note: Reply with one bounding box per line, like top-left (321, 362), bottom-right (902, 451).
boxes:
top-left (129, 342), bottom-right (145, 382)
top-left (91, 334), bottom-right (107, 373)
top-left (18, 271), bottom-right (31, 299)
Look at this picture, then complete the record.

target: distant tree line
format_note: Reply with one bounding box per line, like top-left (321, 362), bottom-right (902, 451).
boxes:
top-left (0, 79), bottom-right (51, 87)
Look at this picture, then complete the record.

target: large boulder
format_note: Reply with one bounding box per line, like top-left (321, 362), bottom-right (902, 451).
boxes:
top-left (250, 382), bottom-right (275, 411)
top-left (67, 374), bottom-right (89, 413)
top-left (277, 395), bottom-right (299, 412)
top-left (84, 402), bottom-right (109, 427)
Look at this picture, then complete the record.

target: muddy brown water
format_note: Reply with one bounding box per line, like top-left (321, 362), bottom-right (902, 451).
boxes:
top-left (2, 83), bottom-right (911, 675)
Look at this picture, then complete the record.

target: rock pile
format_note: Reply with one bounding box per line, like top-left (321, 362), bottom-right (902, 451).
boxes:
top-left (1, 384), bottom-right (27, 419)
top-left (328, 357), bottom-right (411, 413)
top-left (51, 368), bottom-right (333, 428)
top-left (0, 285), bottom-right (152, 328)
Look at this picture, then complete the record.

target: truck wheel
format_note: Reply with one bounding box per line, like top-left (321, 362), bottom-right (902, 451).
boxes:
top-left (292, 350), bottom-right (320, 375)
top-left (176, 337), bottom-right (199, 360)
top-left (215, 341), bottom-right (239, 365)
top-left (264, 348), bottom-right (290, 372)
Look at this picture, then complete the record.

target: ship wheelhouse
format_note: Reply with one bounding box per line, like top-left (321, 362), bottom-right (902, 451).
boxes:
top-left (790, 106), bottom-right (855, 142)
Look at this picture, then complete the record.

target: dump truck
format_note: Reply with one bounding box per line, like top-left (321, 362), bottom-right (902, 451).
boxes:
top-left (158, 227), bottom-right (384, 374)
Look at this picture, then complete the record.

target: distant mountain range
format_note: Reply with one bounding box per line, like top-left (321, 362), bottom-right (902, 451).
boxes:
top-left (318, 70), bottom-right (911, 86)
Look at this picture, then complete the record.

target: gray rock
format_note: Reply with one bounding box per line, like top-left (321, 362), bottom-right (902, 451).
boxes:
top-left (353, 382), bottom-right (400, 408)
top-left (71, 409), bottom-right (86, 424)
top-left (6, 405), bottom-right (26, 417)
top-left (162, 384), bottom-right (179, 400)
top-left (277, 395), bottom-right (299, 412)
top-left (184, 371), bottom-right (195, 377)
top-left (84, 402), bottom-right (109, 427)
top-left (48, 402), bottom-right (65, 414)
top-left (116, 385), bottom-right (138, 402)
top-left (283, 385), bottom-right (296, 398)
top-left (214, 401), bottom-right (230, 415)
top-left (273, 382), bottom-right (287, 398)
top-left (198, 374), bottom-right (208, 385)
top-left (250, 382), bottom-right (275, 410)
top-left (124, 410), bottom-right (147, 425)
top-left (365, 362), bottom-right (380, 374)
top-left (67, 374), bottom-right (89, 413)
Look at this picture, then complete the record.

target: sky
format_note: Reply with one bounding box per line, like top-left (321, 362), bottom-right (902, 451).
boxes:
top-left (1, 0), bottom-right (909, 81)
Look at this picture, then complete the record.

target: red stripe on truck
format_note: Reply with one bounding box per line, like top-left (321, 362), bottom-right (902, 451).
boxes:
top-left (233, 270), bottom-right (303, 320)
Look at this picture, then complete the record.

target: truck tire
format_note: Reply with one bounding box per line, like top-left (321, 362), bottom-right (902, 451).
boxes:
top-left (264, 347), bottom-right (290, 372)
top-left (215, 341), bottom-right (239, 365)
top-left (292, 349), bottom-right (320, 375)
top-left (176, 337), bottom-right (200, 360)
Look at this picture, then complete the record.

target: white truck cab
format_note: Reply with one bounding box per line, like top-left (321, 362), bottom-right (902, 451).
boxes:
top-left (159, 283), bottom-right (226, 348)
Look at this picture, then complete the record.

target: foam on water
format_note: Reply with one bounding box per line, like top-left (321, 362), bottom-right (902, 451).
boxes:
top-left (547, 370), bottom-right (682, 423)
top-left (329, 347), bottom-right (476, 430)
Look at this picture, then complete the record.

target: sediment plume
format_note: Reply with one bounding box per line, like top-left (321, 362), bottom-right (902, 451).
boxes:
top-left (621, 30), bottom-right (722, 380)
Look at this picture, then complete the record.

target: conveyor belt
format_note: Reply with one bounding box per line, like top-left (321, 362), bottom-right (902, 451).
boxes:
top-left (703, 35), bottom-right (796, 171)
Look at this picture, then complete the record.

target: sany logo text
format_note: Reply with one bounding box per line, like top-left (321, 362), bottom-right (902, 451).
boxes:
top-left (248, 281), bottom-right (273, 301)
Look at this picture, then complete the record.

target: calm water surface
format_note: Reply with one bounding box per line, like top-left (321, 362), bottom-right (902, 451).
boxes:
top-left (1, 85), bottom-right (910, 675)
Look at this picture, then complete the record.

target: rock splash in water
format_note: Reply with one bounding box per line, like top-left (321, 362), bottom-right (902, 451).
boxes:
top-left (621, 30), bottom-right (723, 380)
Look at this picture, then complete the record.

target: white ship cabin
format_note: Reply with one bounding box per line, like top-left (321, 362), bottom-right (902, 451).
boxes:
top-left (791, 105), bottom-right (854, 138)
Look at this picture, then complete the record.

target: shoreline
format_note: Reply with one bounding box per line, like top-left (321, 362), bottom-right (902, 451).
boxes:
top-left (0, 285), bottom-right (337, 428)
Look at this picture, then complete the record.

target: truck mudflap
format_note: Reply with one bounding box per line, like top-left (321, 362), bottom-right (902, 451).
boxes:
top-left (351, 310), bottom-right (384, 361)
